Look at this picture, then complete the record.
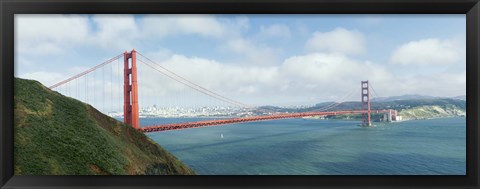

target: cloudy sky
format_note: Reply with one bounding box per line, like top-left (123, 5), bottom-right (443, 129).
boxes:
top-left (15, 14), bottom-right (466, 111)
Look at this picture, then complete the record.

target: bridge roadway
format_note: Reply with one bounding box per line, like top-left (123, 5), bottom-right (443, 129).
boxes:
top-left (138, 109), bottom-right (394, 133)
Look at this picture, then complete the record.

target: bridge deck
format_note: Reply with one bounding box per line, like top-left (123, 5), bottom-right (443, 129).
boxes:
top-left (139, 110), bottom-right (394, 133)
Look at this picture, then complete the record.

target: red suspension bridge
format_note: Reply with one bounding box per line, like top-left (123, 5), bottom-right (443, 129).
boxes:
top-left (49, 49), bottom-right (398, 133)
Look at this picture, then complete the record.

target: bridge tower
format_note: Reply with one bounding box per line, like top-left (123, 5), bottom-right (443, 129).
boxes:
top-left (124, 49), bottom-right (140, 129)
top-left (361, 80), bottom-right (371, 126)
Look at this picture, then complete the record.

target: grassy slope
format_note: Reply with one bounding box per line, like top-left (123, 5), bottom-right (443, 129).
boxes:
top-left (14, 78), bottom-right (194, 175)
top-left (398, 105), bottom-right (466, 120)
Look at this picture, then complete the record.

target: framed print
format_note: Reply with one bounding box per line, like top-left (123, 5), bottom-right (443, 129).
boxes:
top-left (1, 0), bottom-right (479, 188)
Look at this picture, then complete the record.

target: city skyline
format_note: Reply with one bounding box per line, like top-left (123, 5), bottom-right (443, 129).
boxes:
top-left (15, 14), bottom-right (466, 111)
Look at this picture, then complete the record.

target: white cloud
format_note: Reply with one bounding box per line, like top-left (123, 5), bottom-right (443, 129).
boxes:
top-left (139, 47), bottom-right (174, 62)
top-left (391, 71), bottom-right (466, 97)
top-left (15, 15), bottom-right (466, 107)
top-left (389, 38), bottom-right (465, 65)
top-left (176, 16), bottom-right (226, 37)
top-left (280, 53), bottom-right (392, 100)
top-left (137, 54), bottom-right (280, 98)
top-left (15, 57), bottom-right (34, 69)
top-left (15, 14), bottom-right (90, 55)
top-left (139, 15), bottom-right (226, 39)
top-left (16, 14), bottom-right (230, 56)
top-left (257, 24), bottom-right (291, 39)
top-left (222, 38), bottom-right (280, 65)
top-left (18, 65), bottom-right (111, 88)
top-left (19, 71), bottom-right (66, 87)
top-left (305, 28), bottom-right (366, 56)
top-left (136, 51), bottom-right (398, 105)
top-left (356, 16), bottom-right (383, 27)
top-left (18, 49), bottom-right (466, 108)
top-left (91, 15), bottom-right (140, 50)
top-left (278, 52), bottom-right (465, 100)
top-left (138, 15), bottom-right (284, 66)
top-left (234, 16), bottom-right (250, 32)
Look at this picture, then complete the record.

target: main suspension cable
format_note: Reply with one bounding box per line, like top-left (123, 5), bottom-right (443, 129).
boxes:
top-left (137, 52), bottom-right (252, 108)
top-left (137, 59), bottom-right (252, 108)
top-left (49, 53), bottom-right (123, 89)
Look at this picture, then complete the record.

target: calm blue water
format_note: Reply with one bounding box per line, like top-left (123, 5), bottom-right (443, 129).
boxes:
top-left (141, 117), bottom-right (466, 175)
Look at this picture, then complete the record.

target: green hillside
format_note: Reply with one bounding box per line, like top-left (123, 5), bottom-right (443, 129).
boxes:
top-left (398, 105), bottom-right (466, 120)
top-left (14, 78), bottom-right (195, 175)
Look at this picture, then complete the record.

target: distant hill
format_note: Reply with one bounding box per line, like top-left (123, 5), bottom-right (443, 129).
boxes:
top-left (451, 95), bottom-right (466, 101)
top-left (14, 78), bottom-right (194, 175)
top-left (371, 94), bottom-right (438, 102)
top-left (372, 94), bottom-right (467, 102)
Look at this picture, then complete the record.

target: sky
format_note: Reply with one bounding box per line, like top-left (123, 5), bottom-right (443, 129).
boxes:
top-left (14, 14), bottom-right (466, 111)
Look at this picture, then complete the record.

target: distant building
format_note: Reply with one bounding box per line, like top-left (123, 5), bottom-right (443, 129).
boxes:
top-left (396, 116), bottom-right (402, 121)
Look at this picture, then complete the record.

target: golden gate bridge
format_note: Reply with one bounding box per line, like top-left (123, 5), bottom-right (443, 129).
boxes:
top-left (48, 49), bottom-right (398, 133)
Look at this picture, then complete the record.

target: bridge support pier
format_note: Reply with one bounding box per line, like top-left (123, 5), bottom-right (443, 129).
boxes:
top-left (383, 111), bottom-right (392, 122)
top-left (124, 49), bottom-right (140, 129)
top-left (383, 110), bottom-right (398, 122)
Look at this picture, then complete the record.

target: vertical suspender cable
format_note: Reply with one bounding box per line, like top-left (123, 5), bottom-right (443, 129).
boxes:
top-left (111, 59), bottom-right (113, 114)
top-left (103, 65), bottom-right (105, 113)
top-left (118, 58), bottom-right (121, 116)
top-left (93, 69), bottom-right (95, 109)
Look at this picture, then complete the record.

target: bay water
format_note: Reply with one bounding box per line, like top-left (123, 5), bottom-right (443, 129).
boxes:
top-left (141, 117), bottom-right (466, 175)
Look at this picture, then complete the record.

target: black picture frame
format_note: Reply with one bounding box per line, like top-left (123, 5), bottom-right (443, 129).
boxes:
top-left (1, 0), bottom-right (479, 188)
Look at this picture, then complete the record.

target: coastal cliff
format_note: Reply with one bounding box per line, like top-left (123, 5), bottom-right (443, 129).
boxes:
top-left (14, 78), bottom-right (195, 175)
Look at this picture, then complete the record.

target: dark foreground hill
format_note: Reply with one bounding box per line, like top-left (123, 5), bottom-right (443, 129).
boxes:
top-left (14, 78), bottom-right (194, 175)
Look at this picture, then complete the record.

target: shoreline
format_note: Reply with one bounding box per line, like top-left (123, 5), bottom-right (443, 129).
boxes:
top-left (131, 115), bottom-right (466, 121)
